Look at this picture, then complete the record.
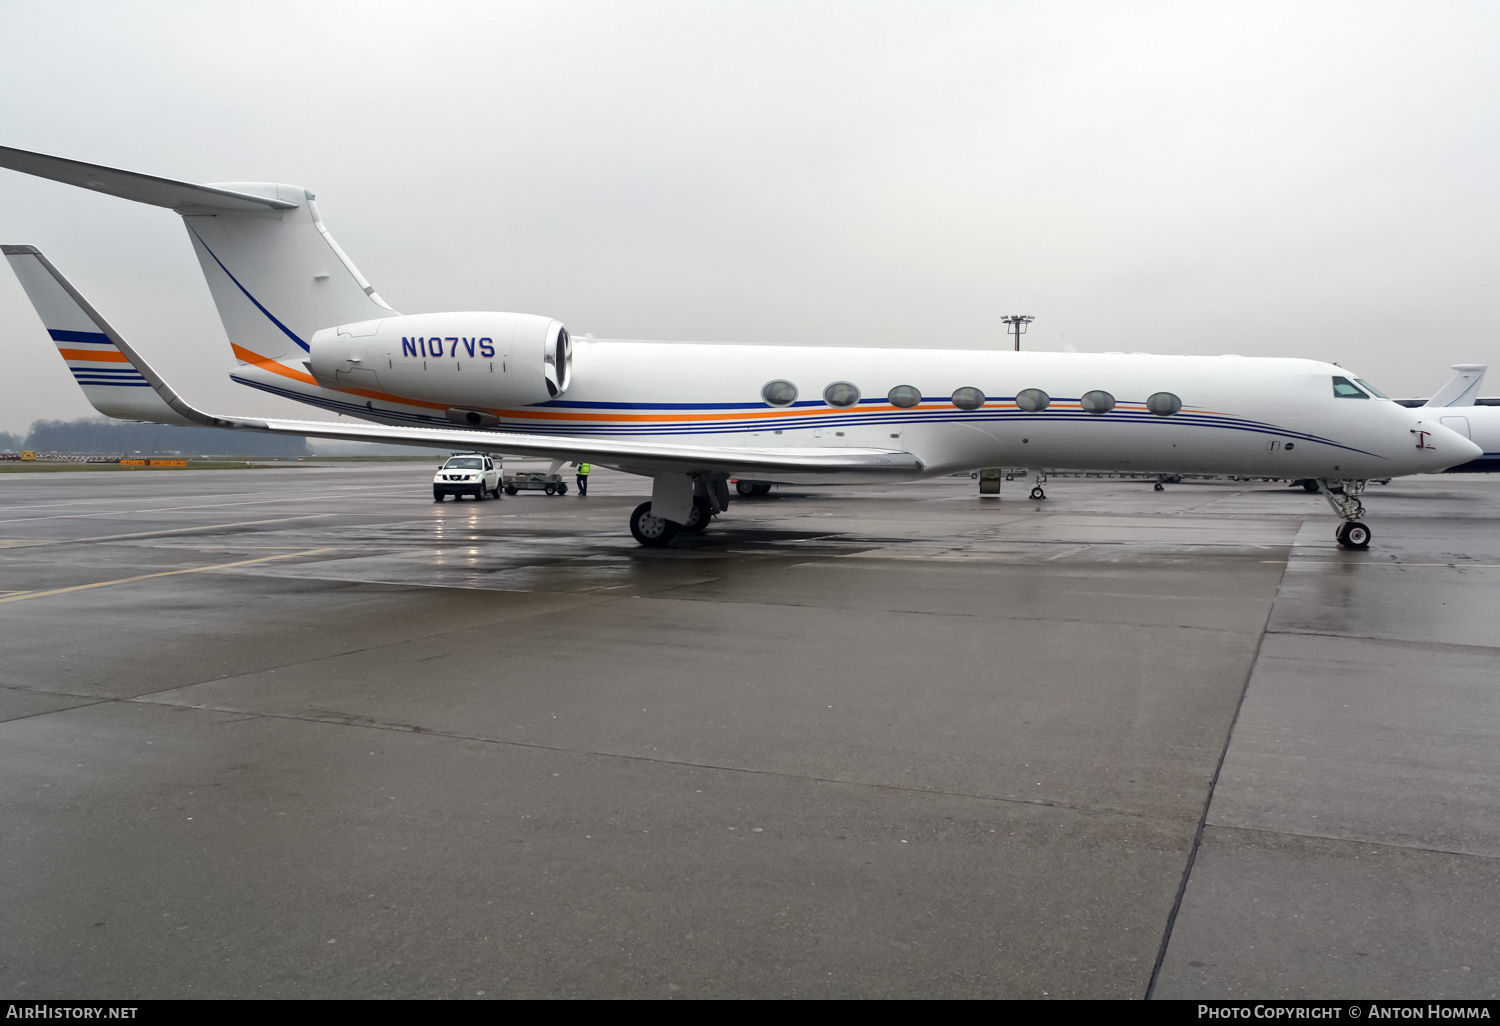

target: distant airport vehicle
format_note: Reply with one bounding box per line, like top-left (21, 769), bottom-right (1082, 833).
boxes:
top-left (432, 452), bottom-right (501, 502)
top-left (0, 146), bottom-right (1482, 549)
top-left (503, 468), bottom-right (567, 496)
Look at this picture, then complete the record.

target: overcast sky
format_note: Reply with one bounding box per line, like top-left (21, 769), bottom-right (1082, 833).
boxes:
top-left (2, 0), bottom-right (1499, 433)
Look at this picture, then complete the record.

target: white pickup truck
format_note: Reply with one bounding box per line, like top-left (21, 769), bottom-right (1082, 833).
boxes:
top-left (433, 453), bottom-right (502, 501)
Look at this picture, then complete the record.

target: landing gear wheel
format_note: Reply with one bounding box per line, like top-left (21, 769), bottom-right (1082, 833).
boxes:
top-left (1153, 482), bottom-right (1165, 492)
top-left (630, 501), bottom-right (680, 547)
top-left (1336, 521), bottom-right (1372, 550)
top-left (1029, 486), bottom-right (1046, 500)
top-left (1302, 479), bottom-right (1320, 493)
top-left (679, 496), bottom-right (713, 534)
top-left (544, 484), bottom-right (556, 496)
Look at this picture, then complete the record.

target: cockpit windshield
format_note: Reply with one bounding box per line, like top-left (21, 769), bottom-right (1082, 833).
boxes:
top-left (1354, 378), bottom-right (1389, 399)
top-left (1332, 376), bottom-right (1368, 399)
top-left (445, 457), bottom-right (483, 469)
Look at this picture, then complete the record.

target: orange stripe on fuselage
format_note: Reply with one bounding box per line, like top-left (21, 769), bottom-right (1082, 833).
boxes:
top-left (232, 344), bottom-right (452, 411)
top-left (57, 348), bottom-right (129, 363)
top-left (232, 344), bottom-right (320, 384)
top-left (230, 347), bottom-right (1239, 425)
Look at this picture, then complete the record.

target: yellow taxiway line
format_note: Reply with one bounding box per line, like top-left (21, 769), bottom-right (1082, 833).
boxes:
top-left (0, 548), bottom-right (334, 605)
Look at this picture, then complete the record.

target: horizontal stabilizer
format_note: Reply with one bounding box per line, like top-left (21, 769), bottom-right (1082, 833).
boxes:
top-left (0, 145), bottom-right (296, 212)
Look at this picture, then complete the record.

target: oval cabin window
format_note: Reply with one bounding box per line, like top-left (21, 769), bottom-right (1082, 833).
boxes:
top-left (888, 385), bottom-right (921, 409)
top-left (1080, 390), bottom-right (1115, 414)
top-left (951, 387), bottom-right (986, 411)
top-left (1015, 388), bottom-right (1049, 412)
top-left (1146, 392), bottom-right (1182, 416)
top-left (762, 380), bottom-right (798, 406)
top-left (823, 381), bottom-right (861, 407)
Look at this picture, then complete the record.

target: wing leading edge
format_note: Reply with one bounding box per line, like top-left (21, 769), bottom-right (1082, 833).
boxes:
top-left (3, 245), bottom-right (923, 484)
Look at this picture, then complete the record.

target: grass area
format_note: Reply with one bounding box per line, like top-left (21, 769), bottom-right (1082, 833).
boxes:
top-left (0, 461), bottom-right (294, 473)
top-left (0, 453), bottom-right (454, 473)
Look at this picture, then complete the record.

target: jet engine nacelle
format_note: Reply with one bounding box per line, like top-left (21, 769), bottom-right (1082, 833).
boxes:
top-left (307, 312), bottom-right (573, 412)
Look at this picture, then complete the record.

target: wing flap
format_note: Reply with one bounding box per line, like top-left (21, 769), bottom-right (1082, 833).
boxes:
top-left (210, 414), bottom-right (923, 481)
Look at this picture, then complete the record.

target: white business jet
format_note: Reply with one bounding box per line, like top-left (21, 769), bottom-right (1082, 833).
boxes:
top-left (1414, 365), bottom-right (1499, 473)
top-left (0, 146), bottom-right (1480, 549)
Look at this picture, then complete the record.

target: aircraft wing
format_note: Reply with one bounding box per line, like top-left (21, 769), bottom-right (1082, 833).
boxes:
top-left (4, 245), bottom-right (922, 483)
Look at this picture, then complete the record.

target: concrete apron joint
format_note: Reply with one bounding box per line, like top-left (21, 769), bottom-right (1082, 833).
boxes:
top-left (1144, 537), bottom-right (1294, 999)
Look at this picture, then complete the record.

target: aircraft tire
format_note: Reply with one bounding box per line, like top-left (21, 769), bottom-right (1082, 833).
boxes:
top-left (1030, 487), bottom-right (1046, 500)
top-left (630, 501), bottom-right (680, 547)
top-left (1336, 521), bottom-right (1372, 549)
top-left (679, 496), bottom-right (713, 534)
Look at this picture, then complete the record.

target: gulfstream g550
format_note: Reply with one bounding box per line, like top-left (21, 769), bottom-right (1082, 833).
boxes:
top-left (0, 145), bottom-right (1479, 548)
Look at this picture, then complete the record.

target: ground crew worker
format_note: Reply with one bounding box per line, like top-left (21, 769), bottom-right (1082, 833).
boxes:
top-left (575, 461), bottom-right (590, 496)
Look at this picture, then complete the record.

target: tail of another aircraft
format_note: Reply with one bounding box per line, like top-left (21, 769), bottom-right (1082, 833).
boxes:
top-left (0, 146), bottom-right (400, 368)
top-left (1424, 364), bottom-right (1487, 408)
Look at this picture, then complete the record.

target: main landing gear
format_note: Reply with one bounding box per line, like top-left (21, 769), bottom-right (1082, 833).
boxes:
top-left (631, 478), bottom-right (732, 547)
top-left (1319, 478), bottom-right (1372, 550)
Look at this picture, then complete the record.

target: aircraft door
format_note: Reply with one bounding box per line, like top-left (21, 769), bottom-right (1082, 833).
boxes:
top-left (1440, 416), bottom-right (1472, 439)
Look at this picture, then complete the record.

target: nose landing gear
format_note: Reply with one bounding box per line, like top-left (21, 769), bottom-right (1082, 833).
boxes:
top-left (1319, 478), bottom-right (1372, 549)
top-left (1335, 521), bottom-right (1372, 548)
top-left (1029, 472), bottom-right (1047, 501)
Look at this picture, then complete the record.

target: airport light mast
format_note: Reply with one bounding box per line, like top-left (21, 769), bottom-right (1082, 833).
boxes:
top-left (1002, 314), bottom-right (1034, 351)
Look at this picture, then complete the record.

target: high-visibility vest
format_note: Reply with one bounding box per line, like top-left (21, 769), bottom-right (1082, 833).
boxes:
top-left (578, 464), bottom-right (591, 475)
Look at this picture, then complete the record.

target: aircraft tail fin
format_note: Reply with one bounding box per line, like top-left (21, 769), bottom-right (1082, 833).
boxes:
top-left (3, 245), bottom-right (203, 427)
top-left (0, 145), bottom-right (400, 369)
top-left (1424, 364), bottom-right (1487, 408)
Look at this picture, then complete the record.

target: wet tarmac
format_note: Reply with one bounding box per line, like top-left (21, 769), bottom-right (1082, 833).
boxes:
top-left (0, 465), bottom-right (1496, 999)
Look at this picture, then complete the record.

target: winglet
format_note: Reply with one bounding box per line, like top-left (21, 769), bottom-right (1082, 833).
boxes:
top-left (4, 244), bottom-right (220, 428)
